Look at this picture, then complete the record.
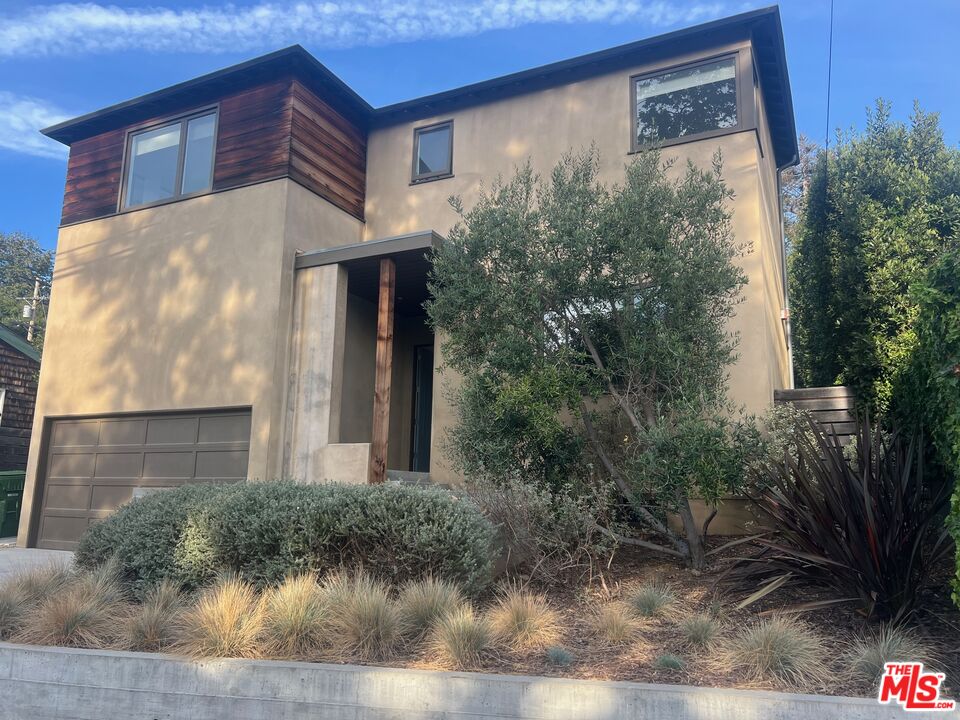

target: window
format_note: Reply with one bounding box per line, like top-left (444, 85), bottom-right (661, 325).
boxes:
top-left (633, 56), bottom-right (738, 149)
top-left (123, 109), bottom-right (217, 209)
top-left (412, 121), bottom-right (453, 182)
top-left (0, 388), bottom-right (6, 427)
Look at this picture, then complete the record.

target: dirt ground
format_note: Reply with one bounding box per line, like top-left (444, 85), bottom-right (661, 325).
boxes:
top-left (399, 542), bottom-right (960, 699)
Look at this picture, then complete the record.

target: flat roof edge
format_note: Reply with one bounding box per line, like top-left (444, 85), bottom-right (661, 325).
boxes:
top-left (294, 231), bottom-right (444, 270)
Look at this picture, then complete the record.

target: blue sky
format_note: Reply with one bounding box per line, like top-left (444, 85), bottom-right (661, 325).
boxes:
top-left (1, 0), bottom-right (959, 251)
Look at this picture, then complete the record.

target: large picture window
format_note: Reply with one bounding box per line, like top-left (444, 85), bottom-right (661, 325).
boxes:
top-left (633, 56), bottom-right (738, 148)
top-left (123, 109), bottom-right (218, 210)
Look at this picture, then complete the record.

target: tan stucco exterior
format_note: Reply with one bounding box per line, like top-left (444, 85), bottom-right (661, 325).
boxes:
top-left (18, 179), bottom-right (363, 545)
top-left (364, 40), bottom-right (791, 485)
top-left (19, 34), bottom-right (792, 544)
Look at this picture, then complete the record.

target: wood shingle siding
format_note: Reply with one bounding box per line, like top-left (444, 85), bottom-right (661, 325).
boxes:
top-left (60, 76), bottom-right (366, 226)
top-left (0, 341), bottom-right (40, 472)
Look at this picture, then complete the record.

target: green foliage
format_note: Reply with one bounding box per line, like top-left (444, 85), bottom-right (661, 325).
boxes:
top-left (76, 481), bottom-right (498, 597)
top-left (726, 416), bottom-right (951, 622)
top-left (790, 102), bottom-right (960, 410)
top-left (428, 148), bottom-right (747, 567)
top-left (0, 231), bottom-right (53, 351)
top-left (891, 248), bottom-right (960, 605)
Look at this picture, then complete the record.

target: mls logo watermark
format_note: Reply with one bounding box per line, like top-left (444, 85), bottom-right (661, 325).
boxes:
top-left (878, 663), bottom-right (956, 712)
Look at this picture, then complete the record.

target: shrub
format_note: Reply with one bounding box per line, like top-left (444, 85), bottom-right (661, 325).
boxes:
top-left (176, 575), bottom-right (264, 658)
top-left (488, 586), bottom-right (562, 652)
top-left (324, 572), bottom-right (404, 661)
top-left (428, 603), bottom-right (493, 670)
top-left (591, 602), bottom-right (639, 645)
top-left (0, 563), bottom-right (73, 639)
top-left (725, 616), bottom-right (825, 687)
top-left (122, 579), bottom-right (184, 651)
top-left (398, 577), bottom-right (463, 638)
top-left (261, 574), bottom-right (328, 659)
top-left (681, 614), bottom-right (720, 647)
top-left (17, 564), bottom-right (129, 648)
top-left (654, 653), bottom-right (685, 671)
top-left (545, 645), bottom-right (574, 667)
top-left (845, 626), bottom-right (936, 684)
top-left (626, 582), bottom-right (675, 618)
top-left (77, 481), bottom-right (498, 596)
top-left (726, 416), bottom-right (951, 622)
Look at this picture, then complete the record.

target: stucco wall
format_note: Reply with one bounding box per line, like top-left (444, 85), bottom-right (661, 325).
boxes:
top-left (19, 178), bottom-right (363, 545)
top-left (364, 39), bottom-right (791, 484)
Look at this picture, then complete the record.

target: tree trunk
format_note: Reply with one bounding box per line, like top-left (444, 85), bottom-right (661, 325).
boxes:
top-left (678, 499), bottom-right (706, 570)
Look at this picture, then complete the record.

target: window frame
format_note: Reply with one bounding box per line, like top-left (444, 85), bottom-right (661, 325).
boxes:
top-left (410, 119), bottom-right (454, 184)
top-left (629, 52), bottom-right (743, 154)
top-left (118, 105), bottom-right (220, 213)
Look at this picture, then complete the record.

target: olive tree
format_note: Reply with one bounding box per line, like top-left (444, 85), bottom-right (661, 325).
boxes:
top-left (427, 149), bottom-right (749, 569)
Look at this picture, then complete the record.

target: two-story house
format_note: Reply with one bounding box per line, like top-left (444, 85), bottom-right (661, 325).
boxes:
top-left (18, 7), bottom-right (797, 549)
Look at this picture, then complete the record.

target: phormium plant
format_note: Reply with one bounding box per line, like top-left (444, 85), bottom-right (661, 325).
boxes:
top-left (725, 415), bottom-right (952, 622)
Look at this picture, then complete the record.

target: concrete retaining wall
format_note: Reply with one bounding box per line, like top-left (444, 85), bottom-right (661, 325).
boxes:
top-left (0, 643), bottom-right (951, 719)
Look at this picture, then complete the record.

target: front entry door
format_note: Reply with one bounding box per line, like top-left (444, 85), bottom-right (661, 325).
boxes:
top-left (410, 344), bottom-right (434, 472)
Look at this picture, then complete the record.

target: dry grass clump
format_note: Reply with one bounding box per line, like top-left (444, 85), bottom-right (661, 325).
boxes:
top-left (122, 579), bottom-right (184, 651)
top-left (428, 603), bottom-right (494, 670)
top-left (626, 582), bottom-right (675, 618)
top-left (723, 615), bottom-right (826, 687)
top-left (591, 602), bottom-right (640, 645)
top-left (680, 613), bottom-right (720, 647)
top-left (398, 576), bottom-right (464, 638)
top-left (16, 563), bottom-right (129, 648)
top-left (845, 625), bottom-right (936, 684)
top-left (261, 574), bottom-right (329, 659)
top-left (488, 586), bottom-right (562, 652)
top-left (176, 575), bottom-right (265, 659)
top-left (324, 571), bottom-right (405, 661)
top-left (0, 563), bottom-right (73, 639)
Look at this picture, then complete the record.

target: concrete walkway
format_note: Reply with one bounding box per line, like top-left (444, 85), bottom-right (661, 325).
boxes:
top-left (0, 544), bottom-right (74, 582)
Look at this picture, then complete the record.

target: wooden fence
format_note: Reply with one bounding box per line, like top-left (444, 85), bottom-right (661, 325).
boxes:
top-left (773, 386), bottom-right (857, 445)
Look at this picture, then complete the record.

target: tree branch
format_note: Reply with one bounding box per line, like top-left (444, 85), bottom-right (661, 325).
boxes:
top-left (591, 522), bottom-right (686, 559)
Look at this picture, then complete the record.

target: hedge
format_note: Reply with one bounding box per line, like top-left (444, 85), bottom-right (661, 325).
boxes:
top-left (76, 481), bottom-right (498, 597)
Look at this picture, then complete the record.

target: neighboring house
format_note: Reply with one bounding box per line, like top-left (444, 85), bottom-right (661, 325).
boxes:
top-left (18, 7), bottom-right (797, 549)
top-left (0, 324), bottom-right (40, 472)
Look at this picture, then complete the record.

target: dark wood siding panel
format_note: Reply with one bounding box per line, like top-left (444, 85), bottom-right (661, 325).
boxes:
top-left (60, 130), bottom-right (125, 225)
top-left (288, 80), bottom-right (366, 220)
top-left (58, 73), bottom-right (367, 225)
top-left (212, 78), bottom-right (293, 191)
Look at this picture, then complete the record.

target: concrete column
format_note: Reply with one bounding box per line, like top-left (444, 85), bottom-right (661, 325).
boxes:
top-left (282, 264), bottom-right (348, 482)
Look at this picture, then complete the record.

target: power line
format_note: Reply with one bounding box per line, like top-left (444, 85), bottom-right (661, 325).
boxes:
top-left (825, 0), bottom-right (835, 149)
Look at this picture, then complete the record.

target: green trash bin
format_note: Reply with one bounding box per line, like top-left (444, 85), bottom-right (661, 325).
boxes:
top-left (0, 470), bottom-right (26, 538)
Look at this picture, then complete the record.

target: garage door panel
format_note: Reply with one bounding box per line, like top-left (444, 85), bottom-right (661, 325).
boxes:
top-left (48, 453), bottom-right (96, 478)
top-left (143, 451), bottom-right (197, 479)
top-left (98, 419), bottom-right (147, 446)
top-left (37, 409), bottom-right (251, 550)
top-left (146, 417), bottom-right (199, 445)
top-left (90, 485), bottom-right (133, 511)
top-left (44, 483), bottom-right (92, 511)
top-left (94, 452), bottom-right (144, 478)
top-left (51, 420), bottom-right (100, 448)
top-left (198, 414), bottom-right (251, 444)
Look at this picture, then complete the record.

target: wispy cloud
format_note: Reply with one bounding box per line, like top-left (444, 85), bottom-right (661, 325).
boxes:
top-left (0, 92), bottom-right (70, 159)
top-left (0, 1), bottom-right (728, 57)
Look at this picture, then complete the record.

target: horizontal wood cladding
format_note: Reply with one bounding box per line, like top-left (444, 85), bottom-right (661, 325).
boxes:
top-left (288, 80), bottom-right (366, 220)
top-left (60, 75), bottom-right (366, 226)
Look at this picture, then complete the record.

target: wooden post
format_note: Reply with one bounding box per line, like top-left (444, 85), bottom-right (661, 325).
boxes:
top-left (369, 258), bottom-right (396, 484)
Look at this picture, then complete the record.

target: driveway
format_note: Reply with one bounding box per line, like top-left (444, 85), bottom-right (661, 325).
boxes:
top-left (0, 542), bottom-right (74, 583)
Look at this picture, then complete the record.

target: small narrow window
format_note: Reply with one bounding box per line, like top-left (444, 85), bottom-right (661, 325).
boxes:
top-left (412, 121), bottom-right (453, 183)
top-left (633, 56), bottom-right (738, 148)
top-left (0, 388), bottom-right (6, 427)
top-left (123, 109), bottom-right (217, 209)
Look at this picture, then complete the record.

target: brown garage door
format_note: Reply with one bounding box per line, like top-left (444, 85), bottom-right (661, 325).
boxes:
top-left (35, 409), bottom-right (251, 550)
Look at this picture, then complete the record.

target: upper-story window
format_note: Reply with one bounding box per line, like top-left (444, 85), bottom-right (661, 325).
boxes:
top-left (412, 120), bottom-right (453, 183)
top-left (632, 56), bottom-right (738, 149)
top-left (122, 109), bottom-right (217, 210)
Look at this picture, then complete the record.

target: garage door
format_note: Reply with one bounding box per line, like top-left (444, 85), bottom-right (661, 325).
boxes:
top-left (35, 409), bottom-right (251, 550)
